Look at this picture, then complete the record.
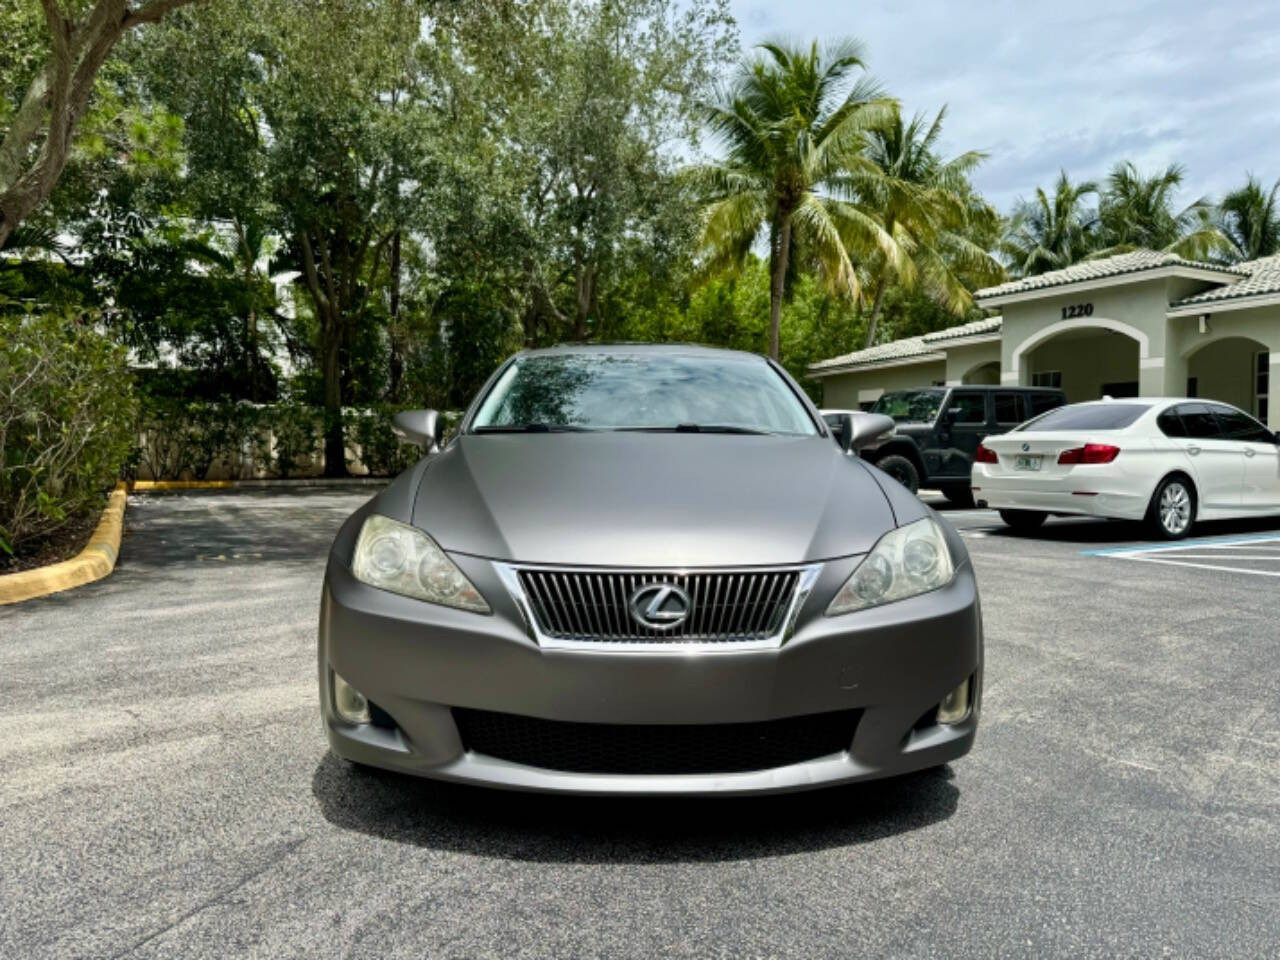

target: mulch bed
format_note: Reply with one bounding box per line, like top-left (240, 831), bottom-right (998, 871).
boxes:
top-left (1, 511), bottom-right (101, 576)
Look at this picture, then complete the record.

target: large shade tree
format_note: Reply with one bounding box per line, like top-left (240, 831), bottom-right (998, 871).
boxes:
top-left (0, 0), bottom-right (206, 249)
top-left (693, 39), bottom-right (902, 360)
top-left (854, 106), bottom-right (1002, 347)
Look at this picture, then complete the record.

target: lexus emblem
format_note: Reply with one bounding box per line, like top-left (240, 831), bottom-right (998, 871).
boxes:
top-left (628, 583), bottom-right (692, 630)
top-left (1021, 442), bottom-right (1030, 452)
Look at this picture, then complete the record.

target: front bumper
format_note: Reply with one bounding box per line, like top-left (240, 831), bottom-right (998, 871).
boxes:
top-left (318, 552), bottom-right (982, 795)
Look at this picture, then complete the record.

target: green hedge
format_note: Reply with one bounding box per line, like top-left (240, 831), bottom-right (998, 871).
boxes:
top-left (0, 313), bottom-right (138, 557)
top-left (134, 399), bottom-right (458, 480)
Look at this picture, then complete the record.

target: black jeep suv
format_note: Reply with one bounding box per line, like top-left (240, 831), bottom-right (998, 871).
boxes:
top-left (857, 386), bottom-right (1067, 503)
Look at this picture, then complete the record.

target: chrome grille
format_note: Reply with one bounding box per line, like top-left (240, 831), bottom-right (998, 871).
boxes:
top-left (514, 568), bottom-right (802, 643)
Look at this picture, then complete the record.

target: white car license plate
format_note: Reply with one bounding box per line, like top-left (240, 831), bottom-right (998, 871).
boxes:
top-left (1014, 454), bottom-right (1042, 471)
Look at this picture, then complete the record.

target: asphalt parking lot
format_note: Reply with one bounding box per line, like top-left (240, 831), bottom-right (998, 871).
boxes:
top-left (2, 488), bottom-right (1278, 958)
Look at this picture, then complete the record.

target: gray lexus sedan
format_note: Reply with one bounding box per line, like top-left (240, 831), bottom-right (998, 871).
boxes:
top-left (318, 343), bottom-right (981, 794)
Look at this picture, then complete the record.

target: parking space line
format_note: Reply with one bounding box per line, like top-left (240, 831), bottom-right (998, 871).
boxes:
top-left (1081, 533), bottom-right (1280, 557)
top-left (1118, 555), bottom-right (1280, 577)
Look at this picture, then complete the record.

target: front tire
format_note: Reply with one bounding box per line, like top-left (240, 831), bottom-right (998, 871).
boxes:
top-left (1147, 475), bottom-right (1195, 540)
top-left (875, 454), bottom-right (920, 494)
top-left (999, 509), bottom-right (1047, 532)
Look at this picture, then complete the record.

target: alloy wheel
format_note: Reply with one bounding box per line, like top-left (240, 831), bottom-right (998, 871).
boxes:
top-left (1159, 482), bottom-right (1191, 536)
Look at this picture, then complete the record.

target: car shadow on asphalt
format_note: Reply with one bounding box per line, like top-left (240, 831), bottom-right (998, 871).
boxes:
top-left (980, 514), bottom-right (1280, 547)
top-left (310, 754), bottom-right (959, 862)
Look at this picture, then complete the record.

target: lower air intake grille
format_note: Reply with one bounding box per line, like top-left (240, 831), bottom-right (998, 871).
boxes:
top-left (453, 708), bottom-right (861, 775)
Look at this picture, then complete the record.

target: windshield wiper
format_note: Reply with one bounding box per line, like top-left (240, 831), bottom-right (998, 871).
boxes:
top-left (472, 423), bottom-right (593, 433)
top-left (674, 423), bottom-right (769, 434)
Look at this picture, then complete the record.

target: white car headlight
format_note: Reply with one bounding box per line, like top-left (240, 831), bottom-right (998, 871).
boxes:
top-left (826, 517), bottom-right (955, 615)
top-left (351, 514), bottom-right (490, 613)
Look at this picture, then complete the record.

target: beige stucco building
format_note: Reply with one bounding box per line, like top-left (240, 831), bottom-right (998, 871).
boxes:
top-left (810, 250), bottom-right (1280, 429)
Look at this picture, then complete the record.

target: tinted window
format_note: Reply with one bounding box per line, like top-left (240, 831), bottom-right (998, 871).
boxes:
top-left (1157, 409), bottom-right (1188, 438)
top-left (1210, 405), bottom-right (1274, 443)
top-left (1176, 403), bottom-right (1222, 440)
top-left (1017, 403), bottom-right (1148, 431)
top-left (871, 389), bottom-right (946, 423)
top-left (946, 392), bottom-right (987, 424)
top-left (1029, 392), bottom-right (1063, 416)
top-left (993, 393), bottom-right (1026, 424)
top-left (471, 352), bottom-right (817, 434)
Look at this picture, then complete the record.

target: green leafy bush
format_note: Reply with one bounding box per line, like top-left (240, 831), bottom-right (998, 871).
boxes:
top-left (0, 313), bottom-right (138, 557)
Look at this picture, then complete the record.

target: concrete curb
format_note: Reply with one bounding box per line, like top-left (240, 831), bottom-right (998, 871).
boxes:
top-left (0, 482), bottom-right (128, 606)
top-left (131, 478), bottom-right (388, 491)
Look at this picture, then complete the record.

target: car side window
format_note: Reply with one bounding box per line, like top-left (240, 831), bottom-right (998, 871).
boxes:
top-left (993, 393), bottom-right (1026, 424)
top-left (1210, 405), bottom-right (1274, 443)
top-left (1157, 409), bottom-right (1188, 438)
top-left (1177, 403), bottom-right (1223, 440)
top-left (945, 392), bottom-right (987, 424)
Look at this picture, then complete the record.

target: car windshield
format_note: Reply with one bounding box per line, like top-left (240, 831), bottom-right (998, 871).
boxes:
top-left (470, 352), bottom-right (818, 435)
top-left (871, 389), bottom-right (947, 423)
top-left (1017, 403), bottom-right (1149, 431)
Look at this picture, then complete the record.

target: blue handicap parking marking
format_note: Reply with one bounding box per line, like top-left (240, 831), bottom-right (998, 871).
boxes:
top-left (1083, 532), bottom-right (1280, 577)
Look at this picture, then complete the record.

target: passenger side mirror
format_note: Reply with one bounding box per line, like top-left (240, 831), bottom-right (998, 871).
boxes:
top-left (840, 412), bottom-right (896, 454)
top-left (391, 409), bottom-right (440, 450)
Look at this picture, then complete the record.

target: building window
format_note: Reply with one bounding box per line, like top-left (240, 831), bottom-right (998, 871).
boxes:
top-left (1258, 352), bottom-right (1270, 422)
top-left (1032, 371), bottom-right (1062, 388)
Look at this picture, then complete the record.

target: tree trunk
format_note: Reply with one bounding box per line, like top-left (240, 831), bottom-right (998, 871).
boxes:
top-left (387, 229), bottom-right (402, 401)
top-left (768, 210), bottom-right (793, 361)
top-left (863, 271), bottom-right (888, 348)
top-left (573, 264), bottom-right (595, 341)
top-left (321, 311), bottom-right (347, 477)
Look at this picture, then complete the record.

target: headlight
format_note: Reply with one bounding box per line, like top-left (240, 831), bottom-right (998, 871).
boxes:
top-left (351, 514), bottom-right (490, 613)
top-left (826, 517), bottom-right (955, 615)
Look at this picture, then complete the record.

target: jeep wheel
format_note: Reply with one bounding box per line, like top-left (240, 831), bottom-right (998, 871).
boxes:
top-left (875, 454), bottom-right (920, 494)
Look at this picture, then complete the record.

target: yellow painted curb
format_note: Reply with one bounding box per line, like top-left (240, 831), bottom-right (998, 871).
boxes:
top-left (131, 479), bottom-right (234, 491)
top-left (0, 482), bottom-right (129, 606)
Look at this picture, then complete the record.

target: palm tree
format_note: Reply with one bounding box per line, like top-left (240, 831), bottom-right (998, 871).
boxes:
top-left (1217, 174), bottom-right (1280, 262)
top-left (1096, 162), bottom-right (1228, 260)
top-left (1000, 171), bottom-right (1099, 277)
top-left (693, 39), bottom-right (902, 360)
top-left (853, 106), bottom-right (1004, 347)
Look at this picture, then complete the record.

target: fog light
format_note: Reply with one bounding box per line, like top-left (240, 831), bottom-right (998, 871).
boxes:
top-left (936, 678), bottom-right (971, 725)
top-left (333, 672), bottom-right (371, 725)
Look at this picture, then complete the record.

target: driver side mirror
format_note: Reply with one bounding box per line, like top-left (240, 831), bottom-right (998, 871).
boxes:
top-left (835, 412), bottom-right (896, 454)
top-left (391, 409), bottom-right (441, 451)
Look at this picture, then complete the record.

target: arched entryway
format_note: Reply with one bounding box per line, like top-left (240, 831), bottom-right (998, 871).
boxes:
top-left (961, 360), bottom-right (1000, 385)
top-left (1011, 318), bottom-right (1146, 402)
top-left (1183, 336), bottom-right (1270, 421)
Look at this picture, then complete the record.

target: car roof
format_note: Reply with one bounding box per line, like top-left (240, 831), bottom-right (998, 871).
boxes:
top-left (518, 342), bottom-right (768, 362)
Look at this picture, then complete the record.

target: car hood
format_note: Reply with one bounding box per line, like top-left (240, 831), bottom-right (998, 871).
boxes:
top-left (410, 433), bottom-right (896, 567)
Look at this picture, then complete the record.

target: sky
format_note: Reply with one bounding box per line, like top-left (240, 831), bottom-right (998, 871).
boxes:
top-left (727, 0), bottom-right (1280, 213)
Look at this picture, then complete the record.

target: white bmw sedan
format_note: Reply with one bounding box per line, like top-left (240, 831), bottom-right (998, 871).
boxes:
top-left (971, 398), bottom-right (1280, 539)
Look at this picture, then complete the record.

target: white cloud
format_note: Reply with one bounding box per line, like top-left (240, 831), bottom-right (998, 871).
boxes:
top-left (727, 0), bottom-right (1280, 211)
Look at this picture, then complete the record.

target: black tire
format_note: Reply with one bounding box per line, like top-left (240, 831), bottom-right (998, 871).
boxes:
top-left (999, 509), bottom-right (1047, 532)
top-left (940, 484), bottom-right (975, 507)
top-left (1146, 475), bottom-right (1196, 540)
top-left (875, 454), bottom-right (920, 494)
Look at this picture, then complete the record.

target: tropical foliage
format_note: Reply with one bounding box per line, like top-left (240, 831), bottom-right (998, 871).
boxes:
top-left (2, 0), bottom-right (1278, 551)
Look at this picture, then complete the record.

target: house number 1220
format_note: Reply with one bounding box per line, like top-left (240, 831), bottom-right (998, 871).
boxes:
top-left (1061, 303), bottom-right (1094, 319)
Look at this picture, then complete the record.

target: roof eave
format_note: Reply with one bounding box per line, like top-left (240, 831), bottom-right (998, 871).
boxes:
top-left (807, 351), bottom-right (947, 379)
top-left (1167, 291), bottom-right (1280, 317)
top-left (975, 265), bottom-right (1245, 308)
